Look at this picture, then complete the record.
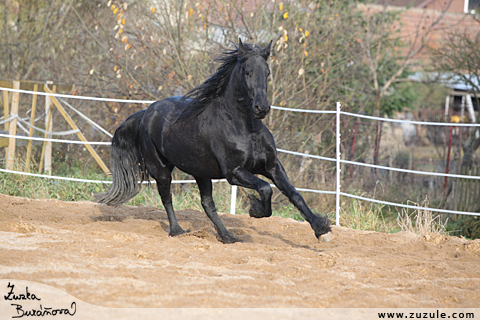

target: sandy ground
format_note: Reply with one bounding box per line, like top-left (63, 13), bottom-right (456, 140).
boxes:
top-left (0, 193), bottom-right (479, 308)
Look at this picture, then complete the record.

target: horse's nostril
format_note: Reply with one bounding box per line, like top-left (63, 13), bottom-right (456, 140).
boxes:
top-left (254, 106), bottom-right (261, 113)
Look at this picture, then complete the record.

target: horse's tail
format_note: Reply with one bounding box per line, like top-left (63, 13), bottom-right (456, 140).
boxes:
top-left (96, 110), bottom-right (148, 206)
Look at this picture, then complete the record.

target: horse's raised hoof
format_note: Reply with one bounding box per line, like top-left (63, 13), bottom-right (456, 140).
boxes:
top-left (312, 214), bottom-right (332, 239)
top-left (320, 232), bottom-right (334, 242)
top-left (169, 227), bottom-right (186, 237)
top-left (247, 194), bottom-right (271, 218)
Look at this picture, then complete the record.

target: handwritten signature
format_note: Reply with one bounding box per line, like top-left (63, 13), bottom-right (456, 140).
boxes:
top-left (4, 282), bottom-right (76, 318)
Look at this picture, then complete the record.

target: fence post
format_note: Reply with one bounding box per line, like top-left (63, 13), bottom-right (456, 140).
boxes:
top-left (6, 81), bottom-right (20, 170)
top-left (336, 102), bottom-right (341, 226)
top-left (3, 88), bottom-right (10, 163)
top-left (25, 84), bottom-right (38, 172)
top-left (44, 84), bottom-right (56, 174)
top-left (230, 185), bottom-right (237, 215)
top-left (44, 85), bottom-right (110, 174)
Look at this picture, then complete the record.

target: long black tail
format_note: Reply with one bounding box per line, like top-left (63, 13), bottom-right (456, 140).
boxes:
top-left (96, 110), bottom-right (148, 206)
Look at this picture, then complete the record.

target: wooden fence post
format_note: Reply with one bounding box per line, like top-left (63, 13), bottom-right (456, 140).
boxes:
top-left (39, 85), bottom-right (56, 174)
top-left (44, 85), bottom-right (110, 174)
top-left (25, 84), bottom-right (38, 172)
top-left (45, 84), bottom-right (56, 174)
top-left (3, 89), bottom-right (10, 161)
top-left (6, 81), bottom-right (20, 170)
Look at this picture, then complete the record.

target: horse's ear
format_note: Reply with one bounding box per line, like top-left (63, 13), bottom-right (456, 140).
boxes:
top-left (238, 38), bottom-right (248, 55)
top-left (261, 40), bottom-right (272, 60)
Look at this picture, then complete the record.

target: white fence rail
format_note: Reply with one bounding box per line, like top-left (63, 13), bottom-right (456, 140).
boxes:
top-left (1, 87), bottom-right (480, 224)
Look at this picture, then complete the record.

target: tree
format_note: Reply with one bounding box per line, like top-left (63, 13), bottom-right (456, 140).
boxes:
top-left (430, 19), bottom-right (480, 169)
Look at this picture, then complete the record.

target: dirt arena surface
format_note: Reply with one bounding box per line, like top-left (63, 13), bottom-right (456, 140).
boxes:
top-left (0, 193), bottom-right (479, 308)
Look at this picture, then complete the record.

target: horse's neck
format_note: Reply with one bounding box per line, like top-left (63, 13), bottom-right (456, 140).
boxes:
top-left (220, 71), bottom-right (261, 131)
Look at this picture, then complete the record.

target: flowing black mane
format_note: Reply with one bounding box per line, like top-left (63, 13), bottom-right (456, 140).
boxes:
top-left (177, 43), bottom-right (267, 122)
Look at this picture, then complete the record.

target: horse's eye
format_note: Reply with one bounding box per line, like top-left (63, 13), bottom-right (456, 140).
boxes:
top-left (245, 70), bottom-right (251, 76)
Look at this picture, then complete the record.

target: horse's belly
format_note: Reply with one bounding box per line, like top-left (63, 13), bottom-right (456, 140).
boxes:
top-left (163, 142), bottom-right (224, 179)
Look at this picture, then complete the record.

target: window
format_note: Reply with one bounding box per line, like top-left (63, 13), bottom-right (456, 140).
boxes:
top-left (465, 0), bottom-right (480, 12)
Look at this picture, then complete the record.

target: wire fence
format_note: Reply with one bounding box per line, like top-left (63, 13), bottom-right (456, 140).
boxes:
top-left (1, 86), bottom-right (480, 223)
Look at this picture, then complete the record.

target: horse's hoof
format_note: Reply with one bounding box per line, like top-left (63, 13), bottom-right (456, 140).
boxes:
top-left (220, 233), bottom-right (243, 244)
top-left (319, 232), bottom-right (334, 242)
top-left (169, 227), bottom-right (186, 237)
top-left (248, 194), bottom-right (271, 218)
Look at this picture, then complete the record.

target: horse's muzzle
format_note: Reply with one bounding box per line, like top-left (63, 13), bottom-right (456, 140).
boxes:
top-left (253, 105), bottom-right (270, 119)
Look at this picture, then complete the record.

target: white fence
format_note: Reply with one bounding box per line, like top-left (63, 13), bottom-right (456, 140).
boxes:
top-left (1, 87), bottom-right (480, 226)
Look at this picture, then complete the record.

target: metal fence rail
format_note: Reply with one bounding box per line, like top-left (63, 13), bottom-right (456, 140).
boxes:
top-left (1, 86), bottom-right (480, 222)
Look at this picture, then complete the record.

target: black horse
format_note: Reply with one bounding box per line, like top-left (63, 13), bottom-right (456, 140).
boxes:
top-left (97, 40), bottom-right (331, 243)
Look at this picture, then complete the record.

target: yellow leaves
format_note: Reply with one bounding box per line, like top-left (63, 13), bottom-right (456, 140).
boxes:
top-left (305, 30), bottom-right (310, 37)
top-left (121, 35), bottom-right (128, 43)
top-left (151, 7), bottom-right (156, 13)
top-left (284, 34), bottom-right (288, 42)
top-left (283, 12), bottom-right (288, 19)
top-left (118, 28), bottom-right (123, 35)
top-left (125, 44), bottom-right (132, 51)
top-left (189, 8), bottom-right (193, 16)
top-left (304, 51), bottom-right (308, 57)
top-left (114, 65), bottom-right (118, 72)
top-left (113, 8), bottom-right (119, 15)
top-left (321, 68), bottom-right (325, 74)
top-left (279, 4), bottom-right (283, 10)
top-left (121, 18), bottom-right (126, 25)
top-left (299, 27), bottom-right (303, 32)
top-left (202, 22), bottom-right (207, 30)
top-left (110, 5), bottom-right (115, 11)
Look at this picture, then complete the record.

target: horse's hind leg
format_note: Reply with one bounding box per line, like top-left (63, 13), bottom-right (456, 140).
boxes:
top-left (147, 162), bottom-right (186, 237)
top-left (195, 177), bottom-right (241, 244)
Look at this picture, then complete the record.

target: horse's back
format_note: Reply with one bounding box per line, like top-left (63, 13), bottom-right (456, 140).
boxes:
top-left (138, 97), bottom-right (224, 178)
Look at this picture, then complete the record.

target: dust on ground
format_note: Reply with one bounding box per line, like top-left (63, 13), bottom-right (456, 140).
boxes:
top-left (0, 194), bottom-right (479, 308)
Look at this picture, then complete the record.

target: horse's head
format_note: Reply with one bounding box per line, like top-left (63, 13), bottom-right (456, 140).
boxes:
top-left (238, 39), bottom-right (272, 120)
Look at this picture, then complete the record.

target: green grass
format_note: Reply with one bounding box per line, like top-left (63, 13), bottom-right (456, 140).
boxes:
top-left (339, 194), bottom-right (399, 233)
top-left (2, 169), bottom-right (452, 237)
top-left (0, 170), bottom-right (246, 214)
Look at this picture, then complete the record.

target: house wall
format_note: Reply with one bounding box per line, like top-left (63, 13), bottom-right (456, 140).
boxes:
top-left (424, 0), bottom-right (466, 13)
top-left (359, 4), bottom-right (479, 64)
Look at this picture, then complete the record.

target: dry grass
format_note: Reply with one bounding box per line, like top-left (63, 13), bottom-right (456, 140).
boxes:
top-left (396, 197), bottom-right (448, 236)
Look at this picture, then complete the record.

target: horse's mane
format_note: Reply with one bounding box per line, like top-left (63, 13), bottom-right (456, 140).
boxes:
top-left (176, 43), bottom-right (265, 122)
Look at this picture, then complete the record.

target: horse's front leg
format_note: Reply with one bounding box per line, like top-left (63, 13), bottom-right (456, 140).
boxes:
top-left (229, 167), bottom-right (273, 218)
top-left (195, 177), bottom-right (241, 244)
top-left (265, 159), bottom-right (331, 239)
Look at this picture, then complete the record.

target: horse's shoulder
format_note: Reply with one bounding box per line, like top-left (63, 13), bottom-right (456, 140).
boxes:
top-left (259, 124), bottom-right (275, 142)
